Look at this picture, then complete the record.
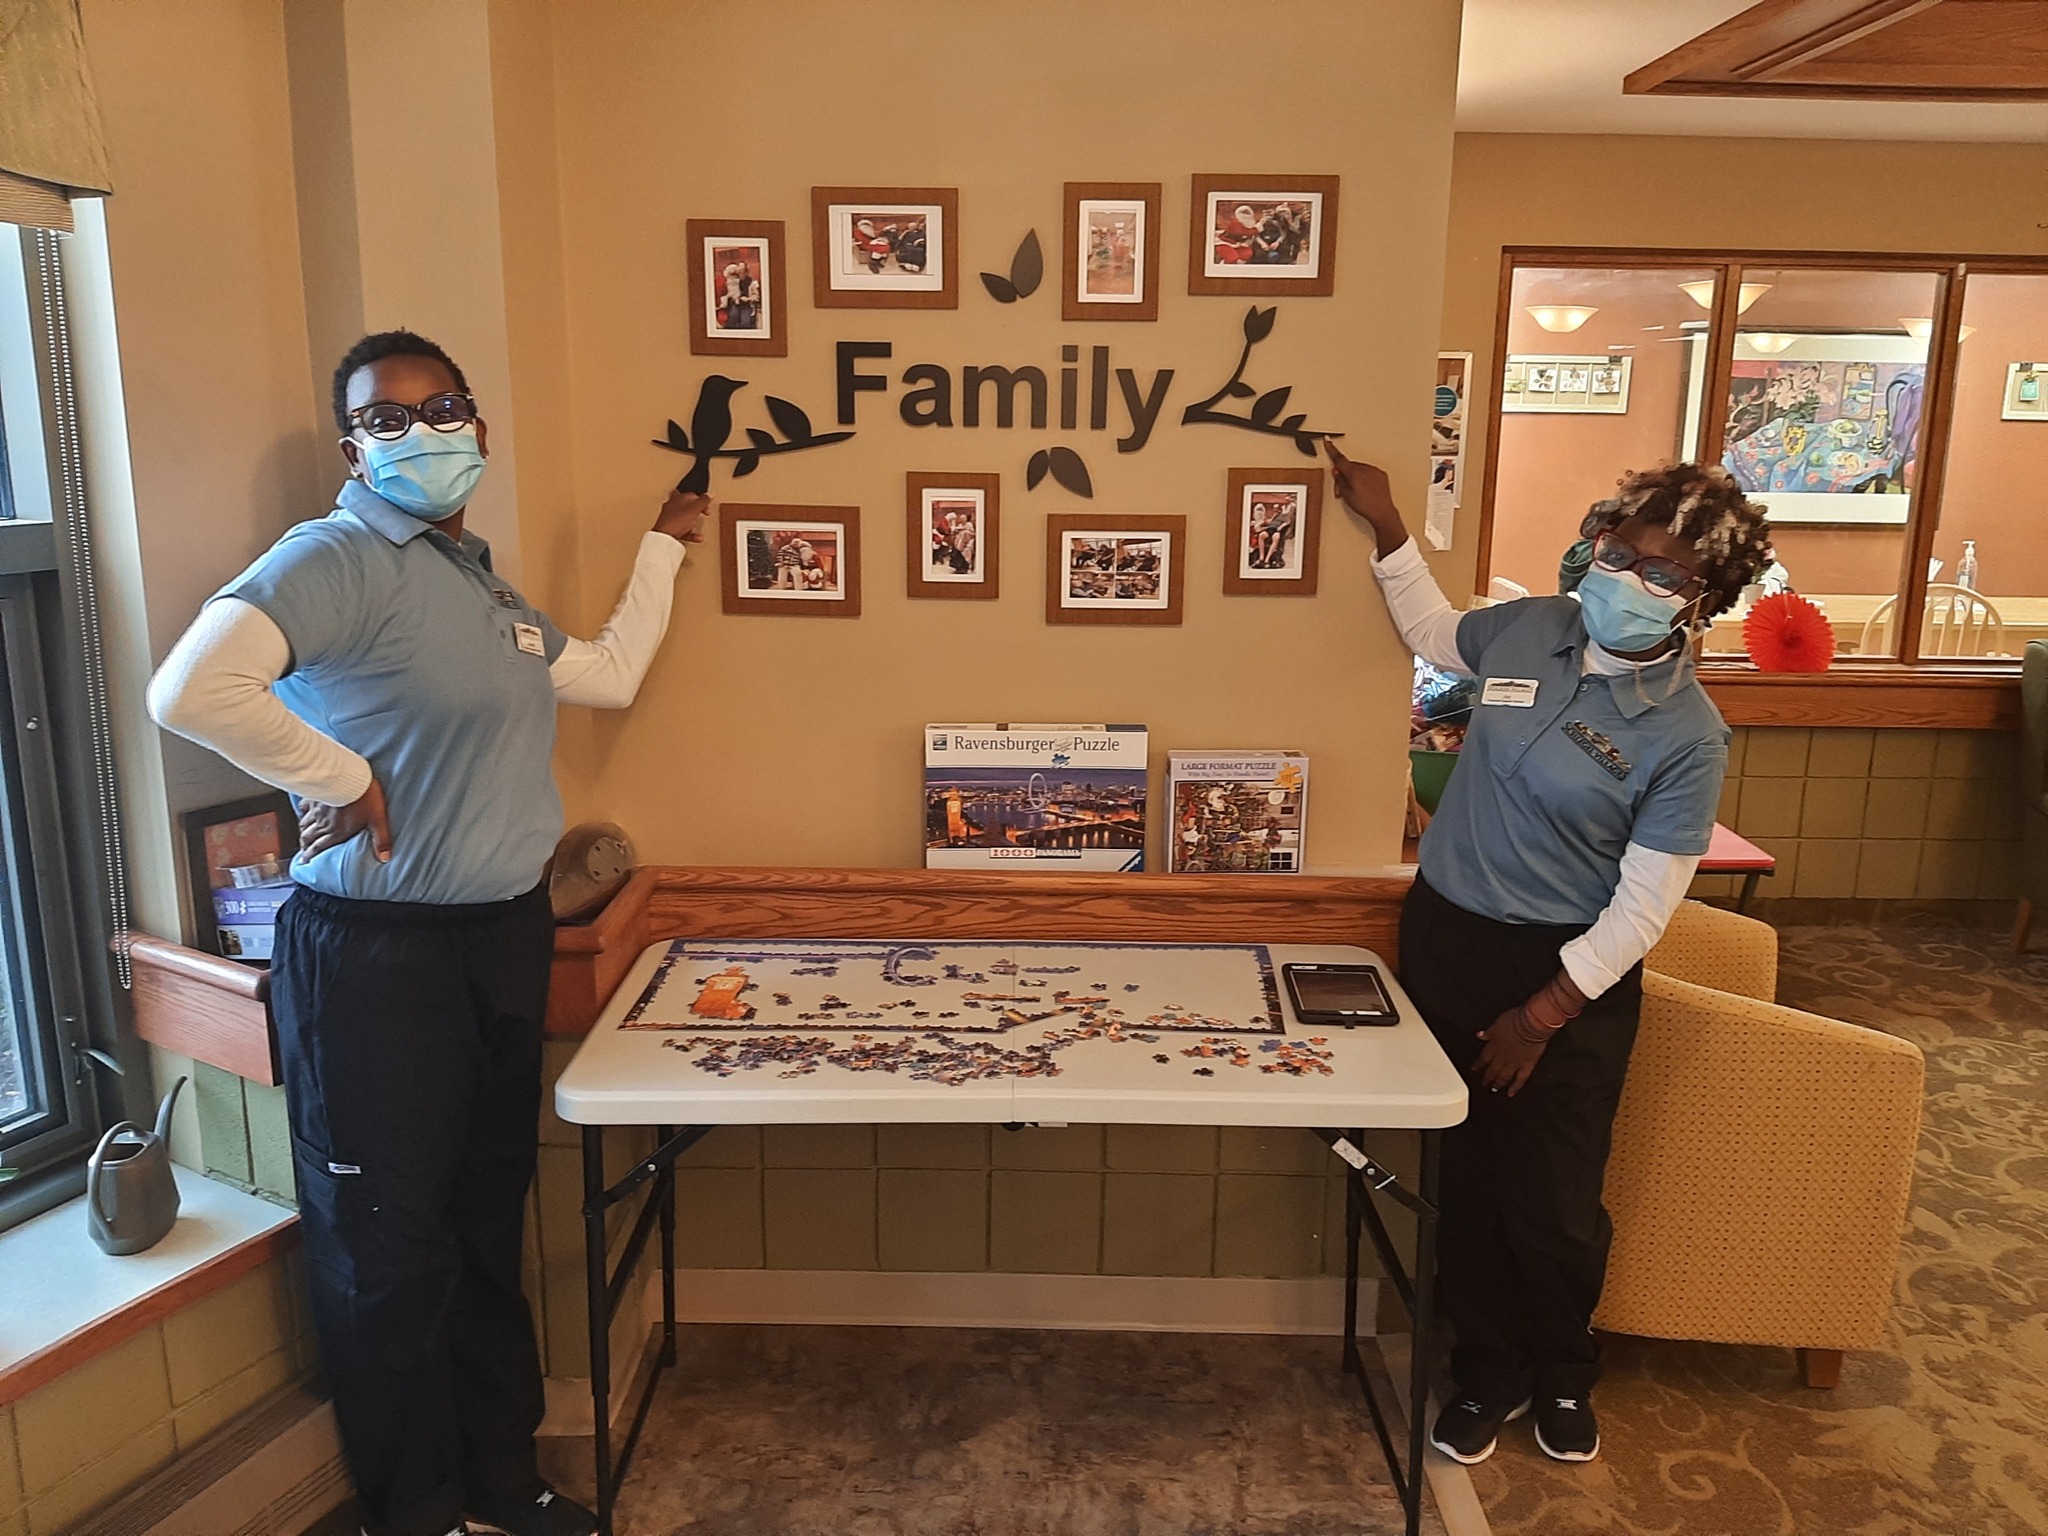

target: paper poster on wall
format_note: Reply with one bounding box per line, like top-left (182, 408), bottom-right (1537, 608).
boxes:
top-left (1684, 332), bottom-right (1925, 525)
top-left (1427, 352), bottom-right (1470, 551)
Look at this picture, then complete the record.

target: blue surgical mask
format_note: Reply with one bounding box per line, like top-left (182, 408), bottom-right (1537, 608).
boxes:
top-left (354, 422), bottom-right (485, 521)
top-left (1577, 566), bottom-right (1689, 654)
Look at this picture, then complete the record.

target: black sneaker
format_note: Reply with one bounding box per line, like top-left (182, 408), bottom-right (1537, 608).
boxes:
top-left (1534, 1394), bottom-right (1600, 1461)
top-left (1429, 1395), bottom-right (1531, 1464)
top-left (467, 1483), bottom-right (597, 1536)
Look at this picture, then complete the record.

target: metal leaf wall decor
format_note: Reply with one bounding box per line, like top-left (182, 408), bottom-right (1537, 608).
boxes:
top-left (980, 231), bottom-right (1044, 304)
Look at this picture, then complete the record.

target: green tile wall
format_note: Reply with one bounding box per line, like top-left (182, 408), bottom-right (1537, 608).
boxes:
top-left (1690, 726), bottom-right (2021, 903)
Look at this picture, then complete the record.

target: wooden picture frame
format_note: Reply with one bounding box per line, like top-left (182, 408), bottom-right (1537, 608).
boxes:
top-left (1221, 468), bottom-right (1323, 596)
top-left (180, 792), bottom-right (299, 966)
top-left (811, 186), bottom-right (959, 310)
top-left (1187, 174), bottom-right (1340, 298)
top-left (686, 218), bottom-right (787, 358)
top-left (721, 503), bottom-right (863, 618)
top-left (1063, 182), bottom-right (1162, 322)
top-left (1045, 514), bottom-right (1186, 626)
top-left (906, 473), bottom-right (1001, 600)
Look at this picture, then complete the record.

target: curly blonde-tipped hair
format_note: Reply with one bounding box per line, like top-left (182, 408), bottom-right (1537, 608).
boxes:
top-left (1585, 462), bottom-right (1773, 620)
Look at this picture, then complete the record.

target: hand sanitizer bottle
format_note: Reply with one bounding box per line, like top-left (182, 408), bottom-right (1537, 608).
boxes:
top-left (1958, 540), bottom-right (1980, 591)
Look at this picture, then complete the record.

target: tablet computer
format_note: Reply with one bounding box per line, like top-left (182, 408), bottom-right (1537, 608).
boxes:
top-left (1281, 962), bottom-right (1400, 1027)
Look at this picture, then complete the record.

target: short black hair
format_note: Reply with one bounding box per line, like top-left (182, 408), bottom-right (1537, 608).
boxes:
top-left (331, 330), bottom-right (470, 431)
top-left (1584, 462), bottom-right (1773, 621)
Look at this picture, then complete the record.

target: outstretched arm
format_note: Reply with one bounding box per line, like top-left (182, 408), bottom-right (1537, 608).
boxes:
top-left (1324, 442), bottom-right (1468, 675)
top-left (550, 491), bottom-right (710, 708)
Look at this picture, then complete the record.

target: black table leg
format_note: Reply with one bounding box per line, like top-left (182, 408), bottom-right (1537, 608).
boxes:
top-left (581, 1123), bottom-right (713, 1536)
top-left (1315, 1126), bottom-right (1442, 1536)
top-left (1737, 869), bottom-right (1762, 912)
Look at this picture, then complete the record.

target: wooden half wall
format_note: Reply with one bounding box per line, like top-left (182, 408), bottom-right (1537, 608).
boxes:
top-left (124, 866), bottom-right (1421, 1061)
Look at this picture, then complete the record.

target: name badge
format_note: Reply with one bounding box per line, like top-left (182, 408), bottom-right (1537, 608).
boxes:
top-left (513, 622), bottom-right (546, 657)
top-left (1481, 677), bottom-right (1538, 707)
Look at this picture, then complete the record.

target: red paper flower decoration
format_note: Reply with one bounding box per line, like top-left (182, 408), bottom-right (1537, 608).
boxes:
top-left (1743, 592), bottom-right (1836, 672)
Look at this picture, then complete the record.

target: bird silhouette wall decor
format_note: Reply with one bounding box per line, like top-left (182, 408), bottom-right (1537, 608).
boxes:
top-left (652, 376), bottom-right (855, 494)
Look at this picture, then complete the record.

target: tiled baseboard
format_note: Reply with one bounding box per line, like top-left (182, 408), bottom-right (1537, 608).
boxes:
top-left (539, 1269), bottom-right (1371, 1438)
top-left (1743, 896), bottom-right (2017, 928)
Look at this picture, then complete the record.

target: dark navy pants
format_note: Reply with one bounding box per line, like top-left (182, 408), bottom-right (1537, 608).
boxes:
top-left (271, 882), bottom-right (553, 1536)
top-left (1399, 874), bottom-right (1642, 1403)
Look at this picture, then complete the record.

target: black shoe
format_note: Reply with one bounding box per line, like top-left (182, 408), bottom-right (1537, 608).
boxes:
top-left (467, 1484), bottom-right (597, 1536)
top-left (1534, 1394), bottom-right (1600, 1462)
top-left (1429, 1395), bottom-right (1531, 1465)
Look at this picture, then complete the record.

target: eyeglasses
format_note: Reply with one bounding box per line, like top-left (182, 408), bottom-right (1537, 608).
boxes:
top-left (1586, 528), bottom-right (1703, 600)
top-left (346, 392), bottom-right (478, 441)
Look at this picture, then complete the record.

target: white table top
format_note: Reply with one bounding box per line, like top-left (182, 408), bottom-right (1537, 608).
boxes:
top-left (554, 940), bottom-right (1468, 1131)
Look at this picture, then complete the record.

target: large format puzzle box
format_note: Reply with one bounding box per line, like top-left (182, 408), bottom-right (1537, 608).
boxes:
top-left (924, 723), bottom-right (1149, 871)
top-left (1167, 750), bottom-right (1308, 873)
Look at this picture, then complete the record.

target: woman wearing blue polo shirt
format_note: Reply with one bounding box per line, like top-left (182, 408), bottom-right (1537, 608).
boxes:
top-left (1326, 444), bottom-right (1771, 1469)
top-left (150, 331), bottom-right (704, 1536)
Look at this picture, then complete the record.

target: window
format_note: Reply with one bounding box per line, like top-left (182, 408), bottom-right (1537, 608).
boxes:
top-left (0, 224), bottom-right (122, 1229)
top-left (1479, 250), bottom-right (2048, 682)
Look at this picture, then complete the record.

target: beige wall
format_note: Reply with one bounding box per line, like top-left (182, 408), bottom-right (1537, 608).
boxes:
top-left (1439, 133), bottom-right (2048, 600)
top-left (546, 0), bottom-right (1463, 869)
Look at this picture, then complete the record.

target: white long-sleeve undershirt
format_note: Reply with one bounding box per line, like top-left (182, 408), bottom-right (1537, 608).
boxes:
top-left (147, 532), bottom-right (687, 809)
top-left (1368, 536), bottom-right (1697, 1000)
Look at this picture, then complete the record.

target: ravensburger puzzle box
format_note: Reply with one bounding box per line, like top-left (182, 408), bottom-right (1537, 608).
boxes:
top-left (924, 723), bottom-right (1149, 871)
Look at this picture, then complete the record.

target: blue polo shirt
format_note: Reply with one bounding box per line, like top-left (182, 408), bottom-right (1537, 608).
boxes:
top-left (1419, 596), bottom-right (1728, 927)
top-left (220, 481), bottom-right (568, 906)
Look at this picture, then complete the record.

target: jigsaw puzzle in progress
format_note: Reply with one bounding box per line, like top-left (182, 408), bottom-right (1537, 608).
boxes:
top-left (616, 940), bottom-right (1336, 1085)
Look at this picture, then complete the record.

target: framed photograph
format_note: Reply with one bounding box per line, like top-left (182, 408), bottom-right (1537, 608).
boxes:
top-left (721, 504), bottom-right (862, 617)
top-left (1063, 182), bottom-right (1161, 322)
top-left (1222, 469), bottom-right (1322, 596)
top-left (181, 792), bottom-right (299, 964)
top-left (1677, 331), bottom-right (1922, 524)
top-left (2003, 361), bottom-right (2046, 421)
top-left (1045, 514), bottom-right (1186, 626)
top-left (686, 219), bottom-right (786, 357)
top-left (1502, 354), bottom-right (1630, 415)
top-left (906, 473), bottom-right (1000, 600)
top-left (1187, 174), bottom-right (1339, 298)
top-left (811, 186), bottom-right (958, 309)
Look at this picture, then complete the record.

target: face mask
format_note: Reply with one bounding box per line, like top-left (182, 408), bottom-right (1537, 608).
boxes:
top-left (1577, 566), bottom-right (1690, 654)
top-left (352, 422), bottom-right (484, 521)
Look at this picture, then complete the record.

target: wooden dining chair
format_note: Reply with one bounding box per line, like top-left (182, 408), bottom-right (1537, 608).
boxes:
top-left (1856, 584), bottom-right (2005, 657)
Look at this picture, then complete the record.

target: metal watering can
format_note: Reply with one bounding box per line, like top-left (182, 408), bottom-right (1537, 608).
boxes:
top-left (86, 1077), bottom-right (186, 1256)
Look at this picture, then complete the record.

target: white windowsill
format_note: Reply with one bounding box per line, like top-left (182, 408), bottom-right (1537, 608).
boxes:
top-left (0, 1166), bottom-right (296, 1399)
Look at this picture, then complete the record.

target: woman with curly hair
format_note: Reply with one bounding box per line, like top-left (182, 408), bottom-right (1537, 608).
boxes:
top-left (1325, 442), bottom-right (1771, 1469)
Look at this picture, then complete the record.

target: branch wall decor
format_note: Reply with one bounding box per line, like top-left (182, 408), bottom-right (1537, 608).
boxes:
top-left (1180, 306), bottom-right (1344, 457)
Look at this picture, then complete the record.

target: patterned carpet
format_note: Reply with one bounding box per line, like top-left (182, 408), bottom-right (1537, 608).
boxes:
top-left (1472, 918), bottom-right (2048, 1536)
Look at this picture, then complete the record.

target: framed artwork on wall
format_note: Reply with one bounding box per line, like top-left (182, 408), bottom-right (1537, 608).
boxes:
top-left (1063, 182), bottom-right (1161, 322)
top-left (1501, 354), bottom-right (1632, 415)
top-left (906, 473), bottom-right (1000, 600)
top-left (686, 219), bottom-right (786, 357)
top-left (181, 792), bottom-right (299, 965)
top-left (721, 503), bottom-right (863, 617)
top-left (1045, 514), bottom-right (1186, 626)
top-left (1186, 174), bottom-right (1339, 298)
top-left (2002, 361), bottom-right (2046, 421)
top-left (1221, 468), bottom-right (1322, 596)
top-left (1677, 331), bottom-right (1923, 525)
top-left (811, 186), bottom-right (959, 310)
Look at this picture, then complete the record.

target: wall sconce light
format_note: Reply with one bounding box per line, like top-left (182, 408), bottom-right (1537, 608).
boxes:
top-left (1900, 317), bottom-right (1976, 342)
top-left (1743, 333), bottom-right (1800, 354)
top-left (1678, 280), bottom-right (1771, 313)
top-left (1525, 304), bottom-right (1597, 333)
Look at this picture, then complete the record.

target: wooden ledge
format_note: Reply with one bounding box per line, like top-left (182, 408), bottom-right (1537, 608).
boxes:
top-left (545, 865), bottom-right (1417, 1036)
top-left (124, 933), bottom-right (278, 1086)
top-left (1701, 668), bottom-right (2020, 730)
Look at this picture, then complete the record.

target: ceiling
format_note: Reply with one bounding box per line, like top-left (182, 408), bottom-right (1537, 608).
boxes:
top-left (1457, 0), bottom-right (2048, 140)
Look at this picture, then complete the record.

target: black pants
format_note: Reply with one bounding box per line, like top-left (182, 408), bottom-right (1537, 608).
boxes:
top-left (1399, 874), bottom-right (1642, 1402)
top-left (272, 883), bottom-right (553, 1536)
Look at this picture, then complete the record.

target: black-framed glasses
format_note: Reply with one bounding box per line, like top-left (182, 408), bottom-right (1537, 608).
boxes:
top-left (346, 392), bottom-right (478, 441)
top-left (1586, 528), bottom-right (1703, 599)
